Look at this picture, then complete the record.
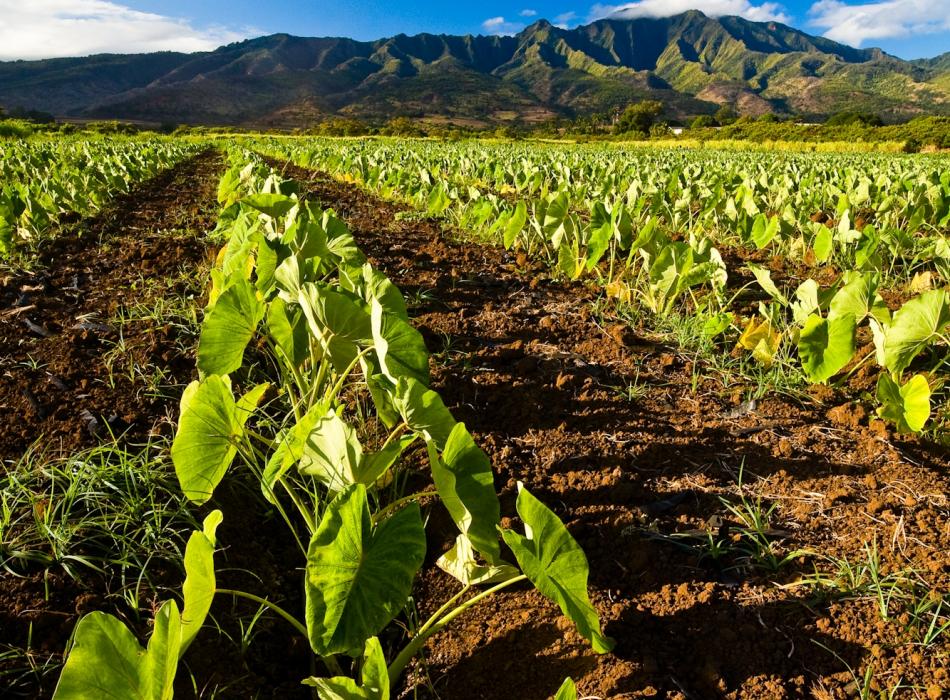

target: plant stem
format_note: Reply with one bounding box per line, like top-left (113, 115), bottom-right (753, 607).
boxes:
top-left (372, 490), bottom-right (436, 524)
top-left (386, 574), bottom-right (527, 683)
top-left (217, 588), bottom-right (307, 638)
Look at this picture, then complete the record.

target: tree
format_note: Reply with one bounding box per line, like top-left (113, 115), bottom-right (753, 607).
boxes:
top-left (825, 111), bottom-right (883, 127)
top-left (615, 100), bottom-right (663, 135)
top-left (715, 104), bottom-right (738, 125)
top-left (691, 114), bottom-right (718, 129)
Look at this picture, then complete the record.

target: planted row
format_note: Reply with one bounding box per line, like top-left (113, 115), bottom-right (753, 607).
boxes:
top-left (0, 137), bottom-right (199, 257)
top-left (51, 154), bottom-right (611, 698)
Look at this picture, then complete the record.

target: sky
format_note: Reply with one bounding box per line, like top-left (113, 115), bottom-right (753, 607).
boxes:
top-left (0, 0), bottom-right (949, 62)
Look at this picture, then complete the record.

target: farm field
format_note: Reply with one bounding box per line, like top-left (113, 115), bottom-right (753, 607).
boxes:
top-left (1, 136), bottom-right (949, 700)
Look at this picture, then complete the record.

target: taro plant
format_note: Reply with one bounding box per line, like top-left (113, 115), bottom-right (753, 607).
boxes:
top-left (168, 164), bottom-right (612, 694)
top-left (51, 511), bottom-right (222, 699)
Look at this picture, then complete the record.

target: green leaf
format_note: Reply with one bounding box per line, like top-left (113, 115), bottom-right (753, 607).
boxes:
top-left (54, 613), bottom-right (149, 699)
top-left (501, 485), bottom-right (613, 654)
top-left (553, 677), bottom-right (578, 700)
top-left (437, 534), bottom-right (519, 586)
top-left (267, 298), bottom-right (310, 369)
top-left (261, 401), bottom-right (330, 502)
top-left (172, 376), bottom-right (242, 505)
top-left (240, 193), bottom-right (297, 219)
top-left (751, 214), bottom-right (779, 249)
top-left (359, 264), bottom-right (408, 320)
top-left (197, 278), bottom-right (265, 376)
top-left (503, 202), bottom-right (527, 249)
top-left (299, 283), bottom-right (372, 373)
top-left (876, 374), bottom-right (932, 434)
top-left (813, 225), bottom-right (833, 263)
top-left (395, 377), bottom-right (456, 450)
top-left (53, 602), bottom-right (182, 700)
top-left (298, 408), bottom-right (364, 493)
top-left (302, 637), bottom-right (389, 699)
top-left (359, 434), bottom-right (417, 486)
top-left (371, 299), bottom-right (430, 386)
top-left (426, 423), bottom-right (501, 564)
top-left (828, 272), bottom-right (883, 323)
top-left (179, 511), bottom-right (222, 654)
top-left (798, 313), bottom-right (856, 384)
top-left (747, 264), bottom-right (788, 306)
top-left (305, 485), bottom-right (425, 656)
top-left (883, 290), bottom-right (950, 375)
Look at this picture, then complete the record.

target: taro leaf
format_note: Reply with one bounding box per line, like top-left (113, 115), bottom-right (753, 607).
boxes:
top-left (298, 408), bottom-right (364, 493)
top-left (361, 264), bottom-right (408, 320)
top-left (359, 434), bottom-right (417, 487)
top-left (261, 401), bottom-right (329, 502)
top-left (585, 204), bottom-right (612, 271)
top-left (813, 225), bottom-right (833, 263)
top-left (302, 637), bottom-right (390, 699)
top-left (371, 299), bottom-right (430, 386)
top-left (426, 423), bottom-right (501, 564)
top-left (791, 279), bottom-right (820, 325)
top-left (299, 283), bottom-right (372, 373)
top-left (501, 485), bottom-right (614, 654)
top-left (747, 264), bottom-right (788, 306)
top-left (197, 278), bottom-right (265, 376)
top-left (305, 484), bottom-right (426, 657)
top-left (179, 510), bottom-right (223, 654)
top-left (828, 272), bottom-right (884, 323)
top-left (553, 678), bottom-right (578, 700)
top-left (395, 377), bottom-right (457, 450)
top-left (503, 202), bottom-right (528, 250)
top-left (437, 534), bottom-right (519, 586)
top-left (172, 376), bottom-right (243, 505)
top-left (737, 318), bottom-right (781, 367)
top-left (798, 313), bottom-right (856, 384)
top-left (883, 290), bottom-right (950, 375)
top-left (53, 601), bottom-right (181, 700)
top-left (240, 193), bottom-right (297, 219)
top-left (557, 242), bottom-right (578, 280)
top-left (363, 360), bottom-right (400, 429)
top-left (542, 191), bottom-right (570, 236)
top-left (275, 255), bottom-right (307, 301)
top-left (701, 312), bottom-right (733, 338)
top-left (876, 374), bottom-right (932, 434)
top-left (751, 214), bottom-right (780, 249)
top-left (267, 298), bottom-right (310, 369)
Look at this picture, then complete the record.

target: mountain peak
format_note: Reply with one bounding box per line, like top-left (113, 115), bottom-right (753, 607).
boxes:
top-left (1, 14), bottom-right (948, 126)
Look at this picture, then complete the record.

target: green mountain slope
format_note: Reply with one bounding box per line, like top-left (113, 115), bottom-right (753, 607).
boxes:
top-left (1, 11), bottom-right (948, 126)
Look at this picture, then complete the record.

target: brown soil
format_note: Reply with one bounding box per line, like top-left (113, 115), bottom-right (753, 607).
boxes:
top-left (0, 151), bottom-right (223, 461)
top-left (283, 163), bottom-right (950, 700)
top-left (0, 151), bottom-right (224, 696)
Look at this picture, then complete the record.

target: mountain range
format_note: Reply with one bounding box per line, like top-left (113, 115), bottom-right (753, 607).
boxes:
top-left (2, 10), bottom-right (949, 127)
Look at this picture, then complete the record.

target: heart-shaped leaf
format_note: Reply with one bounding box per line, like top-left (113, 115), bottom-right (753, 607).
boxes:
top-left (305, 484), bottom-right (426, 656)
top-left (501, 485), bottom-right (613, 654)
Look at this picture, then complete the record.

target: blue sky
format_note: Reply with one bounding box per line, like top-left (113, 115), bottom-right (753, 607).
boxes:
top-left (0, 0), bottom-right (948, 61)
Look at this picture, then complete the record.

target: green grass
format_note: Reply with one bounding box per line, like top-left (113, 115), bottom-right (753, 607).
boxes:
top-left (0, 437), bottom-right (197, 587)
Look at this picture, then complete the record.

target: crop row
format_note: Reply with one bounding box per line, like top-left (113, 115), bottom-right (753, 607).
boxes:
top-left (49, 151), bottom-right (608, 699)
top-left (0, 138), bottom-right (200, 257)
top-left (251, 138), bottom-right (950, 435)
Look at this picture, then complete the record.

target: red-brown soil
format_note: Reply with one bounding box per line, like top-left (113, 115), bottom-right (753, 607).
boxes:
top-left (0, 151), bottom-right (224, 461)
top-left (2, 152), bottom-right (947, 700)
top-left (284, 163), bottom-right (950, 700)
top-left (0, 151), bottom-right (226, 696)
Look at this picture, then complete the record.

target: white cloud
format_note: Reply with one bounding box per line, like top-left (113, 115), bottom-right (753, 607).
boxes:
top-left (519, 8), bottom-right (538, 16)
top-left (807, 0), bottom-right (950, 47)
top-left (589, 0), bottom-right (791, 24)
top-left (554, 10), bottom-right (579, 28)
top-left (0, 0), bottom-right (251, 61)
top-left (481, 16), bottom-right (525, 35)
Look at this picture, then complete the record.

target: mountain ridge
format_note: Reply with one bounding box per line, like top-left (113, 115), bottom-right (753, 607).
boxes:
top-left (1, 11), bottom-right (948, 127)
